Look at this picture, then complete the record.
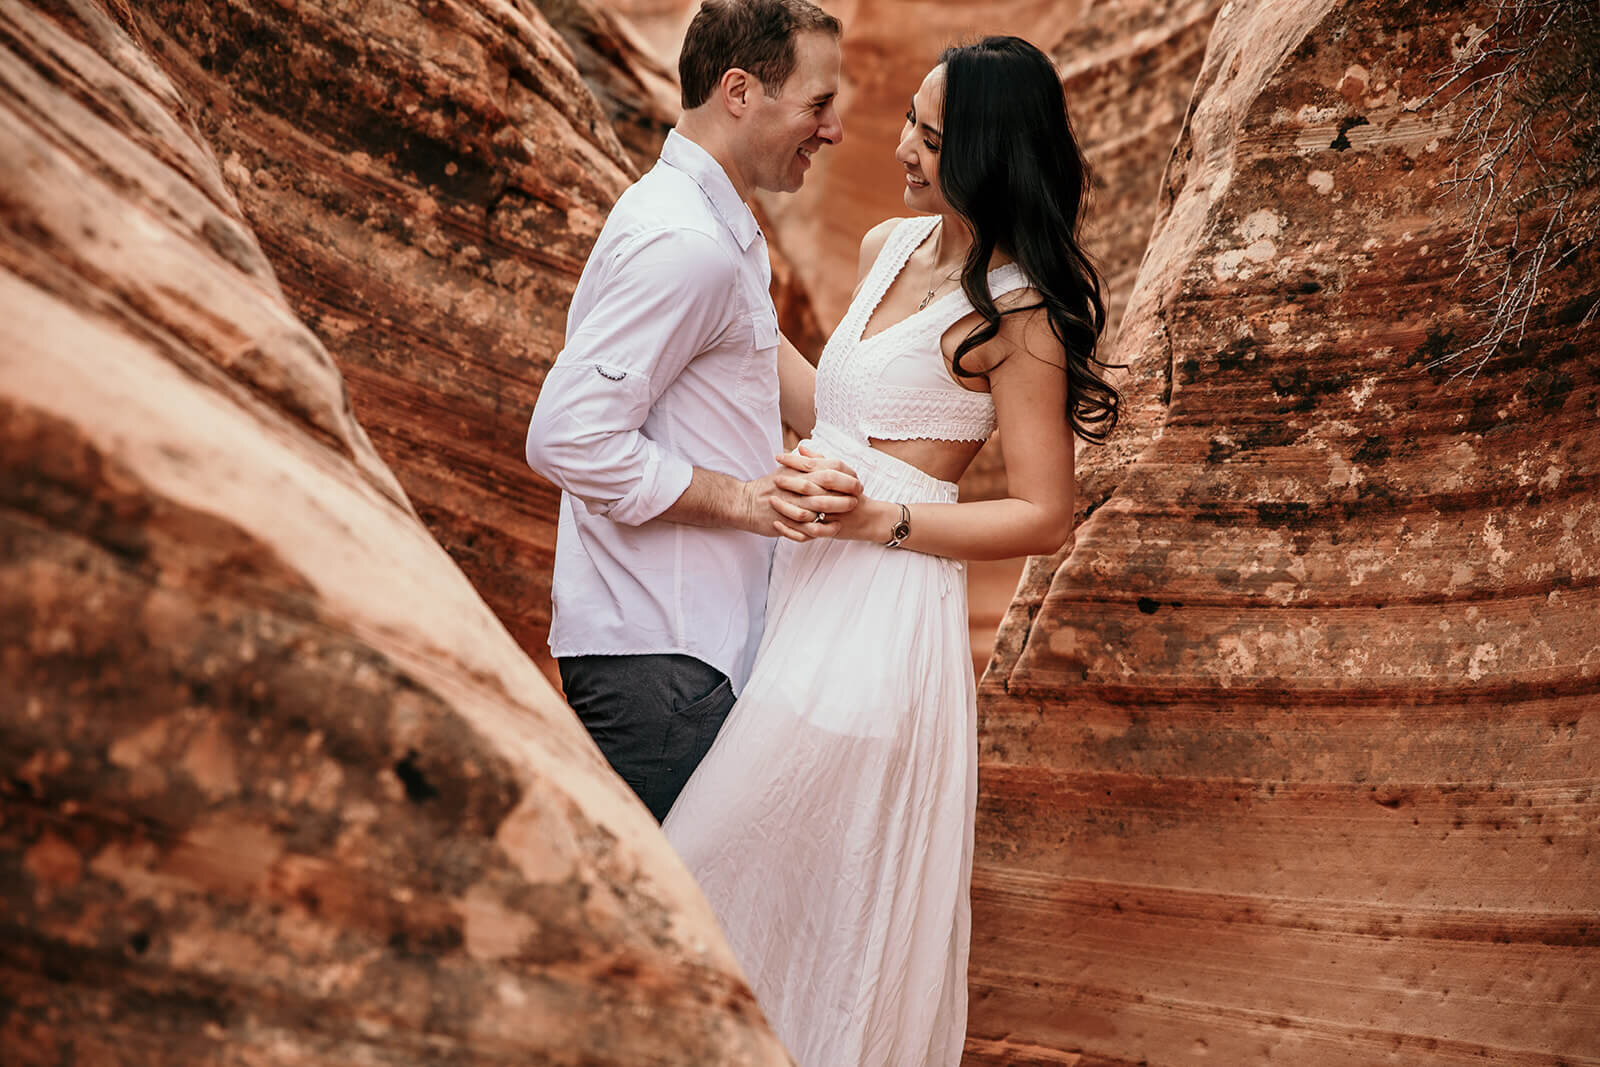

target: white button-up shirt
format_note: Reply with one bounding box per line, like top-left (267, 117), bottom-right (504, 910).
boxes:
top-left (525, 130), bottom-right (782, 693)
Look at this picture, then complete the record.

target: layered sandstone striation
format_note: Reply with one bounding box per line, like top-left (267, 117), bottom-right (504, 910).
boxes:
top-left (531, 0), bottom-right (684, 170)
top-left (0, 1), bottom-right (787, 1061)
top-left (127, 0), bottom-right (828, 674)
top-left (1049, 0), bottom-right (1224, 340)
top-left (970, 1), bottom-right (1600, 1064)
top-left (128, 0), bottom-right (643, 676)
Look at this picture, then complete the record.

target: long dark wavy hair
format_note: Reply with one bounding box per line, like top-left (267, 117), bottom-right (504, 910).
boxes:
top-left (938, 36), bottom-right (1118, 443)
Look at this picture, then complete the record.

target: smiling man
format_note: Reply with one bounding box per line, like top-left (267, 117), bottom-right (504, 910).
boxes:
top-left (525, 0), bottom-right (853, 822)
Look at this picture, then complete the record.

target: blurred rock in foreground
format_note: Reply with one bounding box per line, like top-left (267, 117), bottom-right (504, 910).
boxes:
top-left (0, 1), bottom-right (787, 1061)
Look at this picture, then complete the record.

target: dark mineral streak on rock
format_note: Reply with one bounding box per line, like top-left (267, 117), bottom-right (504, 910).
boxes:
top-left (0, 1), bottom-right (788, 1062)
top-left (969, 1), bottom-right (1600, 1064)
top-left (128, 0), bottom-right (641, 679)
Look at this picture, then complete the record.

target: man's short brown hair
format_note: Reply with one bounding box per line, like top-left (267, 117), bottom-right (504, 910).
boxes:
top-left (678, 0), bottom-right (841, 109)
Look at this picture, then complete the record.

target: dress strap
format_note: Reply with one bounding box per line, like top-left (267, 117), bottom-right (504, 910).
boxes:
top-left (847, 216), bottom-right (939, 343)
top-left (987, 262), bottom-right (1032, 299)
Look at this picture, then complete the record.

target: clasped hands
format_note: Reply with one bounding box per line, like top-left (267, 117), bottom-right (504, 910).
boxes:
top-left (756, 443), bottom-right (876, 543)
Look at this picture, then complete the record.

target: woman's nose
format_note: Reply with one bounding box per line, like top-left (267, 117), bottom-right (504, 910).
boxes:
top-left (895, 130), bottom-right (916, 166)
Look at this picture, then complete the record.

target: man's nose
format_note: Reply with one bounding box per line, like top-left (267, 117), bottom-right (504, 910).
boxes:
top-left (819, 105), bottom-right (843, 146)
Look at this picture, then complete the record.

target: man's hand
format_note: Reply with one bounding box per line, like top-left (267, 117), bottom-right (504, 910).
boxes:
top-left (760, 444), bottom-right (865, 542)
top-left (659, 446), bottom-right (861, 537)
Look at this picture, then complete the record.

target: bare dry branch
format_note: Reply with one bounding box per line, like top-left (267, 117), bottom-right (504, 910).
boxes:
top-left (1421, 0), bottom-right (1600, 376)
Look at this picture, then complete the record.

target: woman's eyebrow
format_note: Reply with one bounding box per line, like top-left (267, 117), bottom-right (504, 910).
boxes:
top-left (908, 99), bottom-right (941, 138)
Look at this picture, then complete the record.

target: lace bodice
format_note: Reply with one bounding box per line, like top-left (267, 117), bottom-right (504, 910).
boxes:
top-left (814, 215), bottom-right (1030, 444)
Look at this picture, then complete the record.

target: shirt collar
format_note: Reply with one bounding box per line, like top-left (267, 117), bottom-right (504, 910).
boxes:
top-left (659, 129), bottom-right (761, 251)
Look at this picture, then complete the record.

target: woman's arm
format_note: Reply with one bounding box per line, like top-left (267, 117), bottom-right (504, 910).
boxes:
top-left (777, 332), bottom-right (817, 436)
top-left (772, 302), bottom-right (1077, 561)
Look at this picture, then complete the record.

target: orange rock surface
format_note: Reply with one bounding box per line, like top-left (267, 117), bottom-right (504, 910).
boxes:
top-left (969, 1), bottom-right (1600, 1064)
top-left (0, 1), bottom-right (786, 1061)
top-left (126, 0), bottom-right (647, 680)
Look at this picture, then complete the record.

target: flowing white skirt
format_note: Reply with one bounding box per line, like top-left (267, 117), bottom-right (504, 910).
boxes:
top-left (663, 426), bottom-right (976, 1067)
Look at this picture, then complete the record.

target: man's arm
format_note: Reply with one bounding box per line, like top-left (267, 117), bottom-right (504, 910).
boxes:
top-left (658, 459), bottom-right (860, 535)
top-left (526, 228), bottom-right (858, 533)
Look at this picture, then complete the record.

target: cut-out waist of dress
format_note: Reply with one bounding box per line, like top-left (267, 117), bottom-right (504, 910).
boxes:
top-left (807, 422), bottom-right (958, 504)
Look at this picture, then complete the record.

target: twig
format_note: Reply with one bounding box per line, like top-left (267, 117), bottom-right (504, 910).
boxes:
top-left (1421, 0), bottom-right (1599, 375)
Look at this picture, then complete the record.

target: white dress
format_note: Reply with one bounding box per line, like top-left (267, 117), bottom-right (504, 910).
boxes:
top-left (664, 216), bottom-right (1030, 1066)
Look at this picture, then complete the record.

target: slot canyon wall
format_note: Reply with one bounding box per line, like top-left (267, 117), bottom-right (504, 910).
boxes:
top-left (969, 1), bottom-right (1600, 1064)
top-left (0, 0), bottom-right (786, 1062)
top-left (125, 0), bottom-right (643, 677)
top-left (121, 0), bottom-right (830, 678)
top-left (4, 0), bottom-right (1597, 1063)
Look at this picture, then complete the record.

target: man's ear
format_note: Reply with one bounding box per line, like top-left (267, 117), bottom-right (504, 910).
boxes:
top-left (718, 68), bottom-right (755, 115)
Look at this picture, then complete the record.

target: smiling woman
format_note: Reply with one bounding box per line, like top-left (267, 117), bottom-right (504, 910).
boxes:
top-left (662, 34), bottom-right (1117, 1067)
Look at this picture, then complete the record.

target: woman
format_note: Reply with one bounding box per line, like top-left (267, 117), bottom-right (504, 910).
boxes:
top-left (663, 36), bottom-right (1118, 1065)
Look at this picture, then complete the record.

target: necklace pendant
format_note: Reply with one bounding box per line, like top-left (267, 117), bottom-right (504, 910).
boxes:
top-left (917, 292), bottom-right (933, 311)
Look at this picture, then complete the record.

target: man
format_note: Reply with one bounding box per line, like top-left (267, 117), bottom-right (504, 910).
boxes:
top-left (525, 0), bottom-right (855, 822)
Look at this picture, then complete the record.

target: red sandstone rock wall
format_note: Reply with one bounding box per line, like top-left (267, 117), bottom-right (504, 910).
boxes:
top-left (531, 0), bottom-right (684, 170)
top-left (126, 0), bottom-right (826, 677)
top-left (969, 1), bottom-right (1600, 1063)
top-left (128, 0), bottom-right (642, 678)
top-left (0, 1), bottom-right (787, 1061)
top-left (1049, 0), bottom-right (1223, 340)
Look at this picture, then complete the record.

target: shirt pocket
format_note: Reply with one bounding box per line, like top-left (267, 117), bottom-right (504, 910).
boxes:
top-left (738, 304), bottom-right (781, 407)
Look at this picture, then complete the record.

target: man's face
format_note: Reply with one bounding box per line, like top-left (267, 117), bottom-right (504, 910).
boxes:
top-left (741, 31), bottom-right (844, 194)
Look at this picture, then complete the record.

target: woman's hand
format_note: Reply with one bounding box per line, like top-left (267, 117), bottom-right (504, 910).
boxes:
top-left (762, 444), bottom-right (866, 541)
top-left (769, 445), bottom-right (896, 543)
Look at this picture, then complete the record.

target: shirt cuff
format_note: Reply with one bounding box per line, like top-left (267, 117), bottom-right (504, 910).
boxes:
top-left (602, 447), bottom-right (695, 526)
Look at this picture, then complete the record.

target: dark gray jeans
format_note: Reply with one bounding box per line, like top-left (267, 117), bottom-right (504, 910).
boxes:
top-left (557, 653), bottom-right (736, 822)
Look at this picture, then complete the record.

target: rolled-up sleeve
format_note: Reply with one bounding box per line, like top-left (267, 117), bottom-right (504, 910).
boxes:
top-left (525, 227), bottom-right (738, 526)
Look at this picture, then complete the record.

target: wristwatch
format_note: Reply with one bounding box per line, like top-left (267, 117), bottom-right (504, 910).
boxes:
top-left (885, 503), bottom-right (911, 548)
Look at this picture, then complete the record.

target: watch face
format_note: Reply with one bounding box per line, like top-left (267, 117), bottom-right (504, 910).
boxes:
top-left (891, 520), bottom-right (911, 540)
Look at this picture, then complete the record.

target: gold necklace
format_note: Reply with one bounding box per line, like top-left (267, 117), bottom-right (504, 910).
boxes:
top-left (918, 222), bottom-right (961, 310)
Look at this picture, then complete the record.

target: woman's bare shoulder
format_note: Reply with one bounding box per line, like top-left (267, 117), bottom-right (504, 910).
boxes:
top-left (856, 217), bottom-right (913, 281)
top-left (951, 290), bottom-right (1065, 380)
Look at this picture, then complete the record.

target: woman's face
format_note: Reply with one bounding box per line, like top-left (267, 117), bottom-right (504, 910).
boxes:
top-left (897, 65), bottom-right (946, 213)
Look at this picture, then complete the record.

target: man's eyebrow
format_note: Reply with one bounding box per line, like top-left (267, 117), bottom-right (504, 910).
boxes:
top-left (808, 91), bottom-right (836, 105)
